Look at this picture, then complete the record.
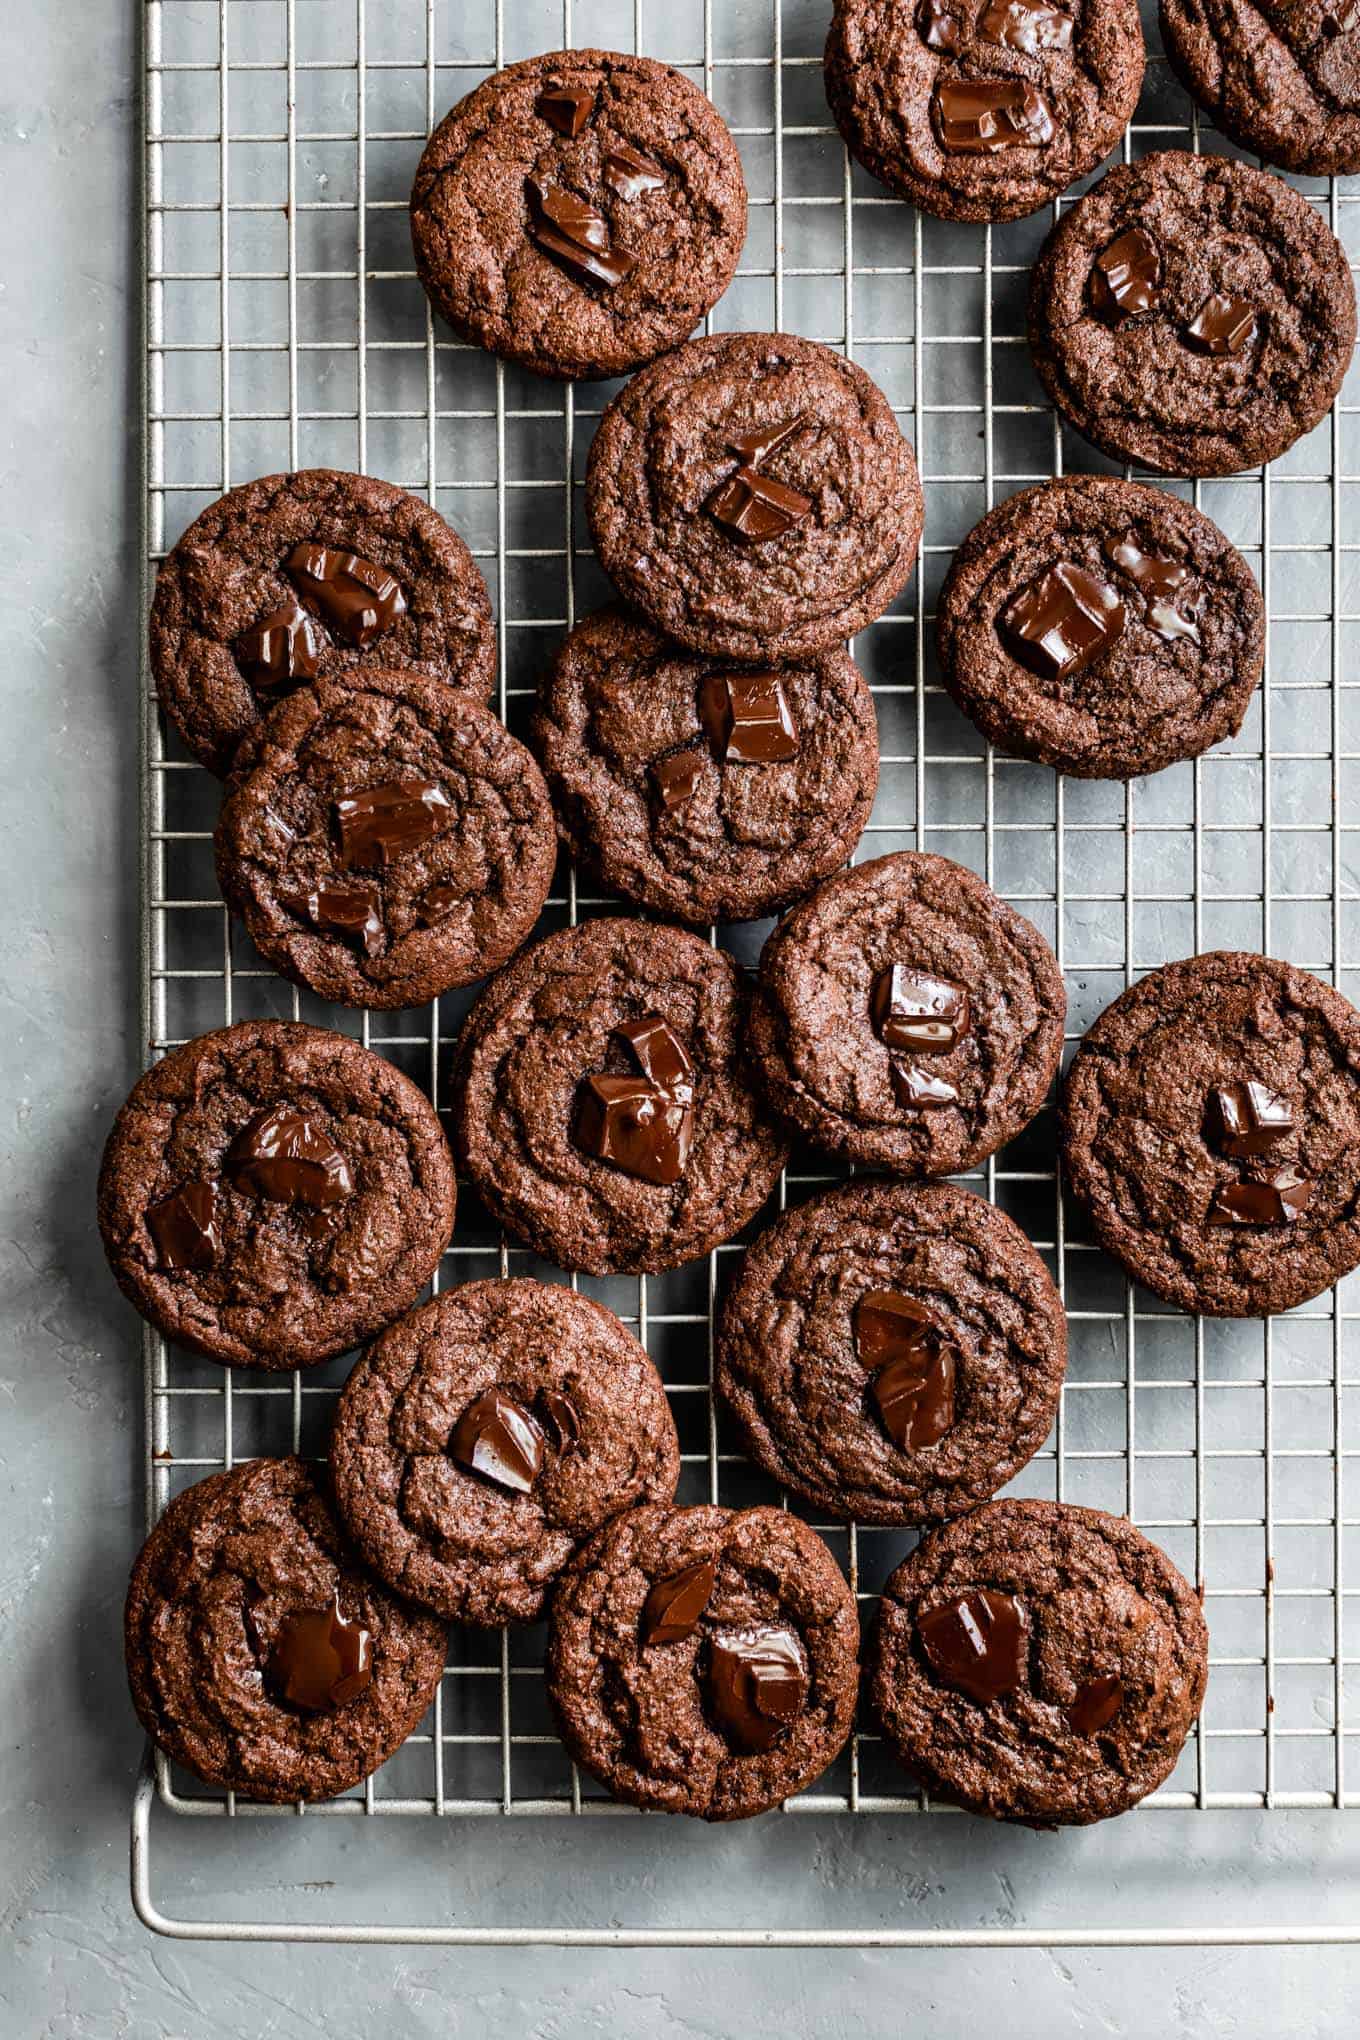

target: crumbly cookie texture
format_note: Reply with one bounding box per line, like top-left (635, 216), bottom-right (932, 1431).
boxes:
top-left (1161, 0), bottom-right (1360, 178)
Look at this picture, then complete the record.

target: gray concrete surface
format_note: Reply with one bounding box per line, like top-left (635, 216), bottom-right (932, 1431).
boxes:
top-left (3, 4), bottom-right (1359, 2033)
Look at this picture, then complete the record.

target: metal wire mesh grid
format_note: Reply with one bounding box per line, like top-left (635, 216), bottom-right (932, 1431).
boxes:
top-left (138, 0), bottom-right (1360, 1843)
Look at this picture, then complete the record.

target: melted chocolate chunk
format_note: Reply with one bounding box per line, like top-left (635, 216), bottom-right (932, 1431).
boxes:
top-left (300, 882), bottom-right (384, 958)
top-left (890, 1061), bottom-right (959, 1110)
top-left (698, 671), bottom-right (799, 764)
top-left (1068, 1673), bottom-right (1124, 1735)
top-left (418, 881), bottom-right (462, 925)
top-left (1002, 561), bottom-right (1126, 682)
top-left (536, 83), bottom-right (594, 137)
top-left (268, 1593), bottom-right (373, 1712)
top-left (916, 0), bottom-right (962, 46)
top-left (577, 1013), bottom-right (695, 1186)
top-left (708, 465), bottom-right (812, 544)
top-left (617, 1013), bottom-right (694, 1092)
top-left (1206, 1080), bottom-right (1294, 1158)
top-left (225, 1104), bottom-right (354, 1208)
top-left (450, 1387), bottom-right (545, 1495)
top-left (727, 416), bottom-right (806, 467)
top-left (1184, 294), bottom-right (1259, 357)
top-left (333, 778), bottom-right (453, 869)
top-left (1206, 1166), bottom-right (1312, 1227)
top-left (527, 177), bottom-right (635, 289)
top-left (706, 1624), bottom-right (808, 1753)
top-left (652, 743), bottom-right (708, 811)
top-left (1090, 227), bottom-right (1162, 324)
top-left (977, 0), bottom-right (1073, 51)
top-left (146, 1178), bottom-right (220, 1272)
top-left (854, 1287), bottom-right (932, 1365)
top-left (917, 1588), bottom-right (1026, 1705)
top-left (872, 966), bottom-right (970, 1053)
top-left (603, 140), bottom-right (666, 200)
top-left (285, 544), bottom-right (406, 649)
top-left (640, 1556), bottom-right (717, 1646)
top-left (1107, 538), bottom-right (1201, 646)
top-left (236, 599), bottom-right (324, 691)
top-left (934, 79), bottom-right (1056, 153)
top-left (856, 1290), bottom-right (957, 1451)
top-left (538, 1388), bottom-right (580, 1453)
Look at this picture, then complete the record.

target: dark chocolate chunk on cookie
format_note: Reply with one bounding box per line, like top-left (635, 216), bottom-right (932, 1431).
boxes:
top-left (546, 1502), bottom-right (859, 1819)
top-left (329, 1279), bottom-right (680, 1626)
top-left (936, 476), bottom-right (1265, 779)
top-left (125, 1457), bottom-right (447, 1803)
top-left (1061, 949), bottom-right (1360, 1316)
top-left (98, 1021), bottom-right (456, 1369)
top-left (1161, 0), bottom-right (1360, 177)
top-left (531, 604), bottom-right (879, 926)
top-left (870, 1498), bottom-right (1208, 1824)
top-left (409, 50), bottom-right (746, 381)
top-left (718, 1180), bottom-right (1066, 1525)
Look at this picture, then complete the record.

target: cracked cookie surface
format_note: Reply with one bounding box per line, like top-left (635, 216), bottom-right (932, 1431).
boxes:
top-left (586, 331), bottom-right (924, 663)
top-left (1161, 0), bottom-right (1360, 177)
top-left (330, 1279), bottom-right (680, 1626)
top-left (409, 49), bottom-right (747, 381)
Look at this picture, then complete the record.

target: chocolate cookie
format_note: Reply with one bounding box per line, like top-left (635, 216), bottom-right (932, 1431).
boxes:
top-left (409, 50), bottom-right (746, 382)
top-left (126, 1456), bottom-right (447, 1803)
top-left (329, 1279), bottom-right (680, 1626)
top-left (1028, 151), bottom-right (1357, 477)
top-left (1061, 950), bottom-right (1360, 1317)
top-left (97, 1021), bottom-right (456, 1369)
top-left (586, 332), bottom-right (924, 663)
top-left (824, 0), bottom-right (1144, 224)
top-left (150, 469), bottom-right (495, 775)
top-left (1161, 0), bottom-right (1360, 177)
top-left (870, 1498), bottom-right (1208, 1825)
top-left (750, 851), bottom-right (1065, 1175)
top-left (936, 477), bottom-right (1266, 781)
top-left (717, 1180), bottom-right (1066, 1526)
top-left (531, 604), bottom-right (879, 927)
top-left (452, 917), bottom-right (787, 1275)
top-left (215, 670), bottom-right (556, 1009)
top-left (546, 1502), bottom-right (860, 1820)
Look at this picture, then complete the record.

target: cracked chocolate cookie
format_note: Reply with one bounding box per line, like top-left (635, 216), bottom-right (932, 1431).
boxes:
top-left (546, 1502), bottom-right (860, 1819)
top-left (329, 1278), bottom-right (680, 1626)
top-left (825, 0), bottom-right (1144, 224)
top-left (1028, 151), bottom-right (1357, 477)
top-left (936, 476), bottom-right (1266, 780)
top-left (717, 1180), bottom-right (1066, 1526)
top-left (870, 1498), bottom-right (1208, 1824)
top-left (98, 1021), bottom-right (456, 1369)
top-left (150, 469), bottom-right (495, 775)
top-left (1161, 0), bottom-right (1360, 177)
top-left (125, 1456), bottom-right (447, 1803)
top-left (586, 331), bottom-right (924, 663)
top-left (1061, 950), bottom-right (1360, 1317)
top-left (750, 851), bottom-right (1065, 1175)
top-left (409, 50), bottom-right (747, 382)
top-left (531, 604), bottom-right (879, 926)
top-left (215, 669), bottom-right (556, 1009)
top-left (452, 917), bottom-right (788, 1275)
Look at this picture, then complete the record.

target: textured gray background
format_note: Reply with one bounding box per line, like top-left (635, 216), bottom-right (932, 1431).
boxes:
top-left (3, 3), bottom-right (1360, 2033)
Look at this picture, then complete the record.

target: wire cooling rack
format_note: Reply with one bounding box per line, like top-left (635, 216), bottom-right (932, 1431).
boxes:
top-left (132, 0), bottom-right (1360, 1947)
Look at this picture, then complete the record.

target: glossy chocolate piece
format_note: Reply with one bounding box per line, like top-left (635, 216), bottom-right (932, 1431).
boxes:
top-left (285, 543), bottom-right (406, 649)
top-left (652, 743), bottom-right (707, 810)
top-left (333, 778), bottom-right (453, 869)
top-left (450, 1387), bottom-right (545, 1496)
top-left (890, 1061), bottom-right (959, 1110)
top-left (1002, 561), bottom-right (1126, 682)
top-left (1206, 1080), bottom-right (1294, 1158)
top-left (640, 1556), bottom-right (717, 1646)
top-left (268, 1593), bottom-right (373, 1712)
top-left (708, 465), bottom-right (812, 543)
top-left (538, 1388), bottom-right (580, 1453)
top-left (698, 671), bottom-right (800, 764)
top-left (1184, 294), bottom-right (1258, 357)
top-left (916, 0), bottom-right (962, 48)
top-left (603, 140), bottom-right (666, 200)
top-left (576, 1015), bottom-right (695, 1187)
top-left (616, 1013), bottom-right (695, 1094)
top-left (236, 599), bottom-right (324, 691)
top-left (934, 79), bottom-right (1056, 153)
top-left (225, 1104), bottom-right (354, 1208)
top-left (727, 416), bottom-right (806, 467)
top-left (146, 1178), bottom-right (220, 1272)
top-left (917, 1588), bottom-right (1025, 1705)
top-left (872, 965), bottom-right (970, 1053)
top-left (977, 0), bottom-right (1073, 52)
top-left (856, 1289), bottom-right (957, 1451)
top-left (854, 1287), bottom-right (932, 1366)
top-left (1089, 227), bottom-right (1162, 324)
top-left (417, 881), bottom-right (461, 925)
top-left (527, 177), bottom-right (635, 289)
top-left (1068, 1672), bottom-right (1124, 1735)
top-left (1107, 538), bottom-right (1201, 646)
top-left (1206, 1165), bottom-right (1312, 1227)
top-left (536, 83), bottom-right (594, 137)
top-left (301, 882), bottom-right (384, 958)
top-left (706, 1624), bottom-right (808, 1752)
